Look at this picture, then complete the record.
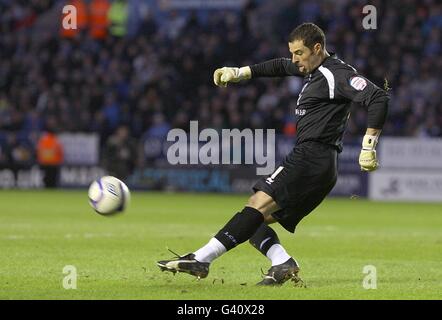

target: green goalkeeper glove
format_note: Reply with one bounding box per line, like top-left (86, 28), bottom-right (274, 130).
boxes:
top-left (359, 135), bottom-right (379, 172)
top-left (213, 66), bottom-right (251, 87)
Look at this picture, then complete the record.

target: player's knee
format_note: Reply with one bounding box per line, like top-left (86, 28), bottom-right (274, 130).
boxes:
top-left (246, 192), bottom-right (279, 218)
top-left (246, 194), bottom-right (265, 213)
top-left (263, 214), bottom-right (277, 224)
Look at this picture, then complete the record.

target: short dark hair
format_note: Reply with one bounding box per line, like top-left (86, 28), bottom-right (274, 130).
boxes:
top-left (288, 23), bottom-right (326, 50)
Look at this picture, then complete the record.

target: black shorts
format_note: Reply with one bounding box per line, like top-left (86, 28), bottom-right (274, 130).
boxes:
top-left (253, 141), bottom-right (338, 233)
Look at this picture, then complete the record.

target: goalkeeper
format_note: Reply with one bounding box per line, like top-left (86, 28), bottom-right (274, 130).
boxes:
top-left (158, 23), bottom-right (389, 286)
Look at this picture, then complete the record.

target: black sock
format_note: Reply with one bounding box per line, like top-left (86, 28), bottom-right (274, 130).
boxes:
top-left (214, 207), bottom-right (264, 251)
top-left (249, 223), bottom-right (280, 256)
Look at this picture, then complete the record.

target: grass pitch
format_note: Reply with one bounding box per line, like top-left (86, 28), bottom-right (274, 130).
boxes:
top-left (0, 190), bottom-right (441, 300)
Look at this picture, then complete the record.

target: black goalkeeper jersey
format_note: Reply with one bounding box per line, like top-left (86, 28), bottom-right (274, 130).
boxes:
top-left (250, 54), bottom-right (389, 152)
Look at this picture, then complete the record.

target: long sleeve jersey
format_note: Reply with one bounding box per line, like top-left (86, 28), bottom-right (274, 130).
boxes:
top-left (250, 54), bottom-right (389, 152)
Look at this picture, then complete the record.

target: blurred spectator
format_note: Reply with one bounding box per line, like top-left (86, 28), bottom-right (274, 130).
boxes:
top-left (127, 0), bottom-right (152, 37)
top-left (108, 0), bottom-right (128, 37)
top-left (145, 113), bottom-right (171, 139)
top-left (4, 133), bottom-right (34, 168)
top-left (36, 121), bottom-right (64, 188)
top-left (89, 0), bottom-right (110, 40)
top-left (102, 125), bottom-right (136, 180)
top-left (102, 93), bottom-right (121, 130)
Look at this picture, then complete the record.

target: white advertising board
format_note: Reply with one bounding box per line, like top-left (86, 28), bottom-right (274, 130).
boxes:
top-left (379, 138), bottom-right (442, 169)
top-left (369, 171), bottom-right (442, 202)
top-left (58, 133), bottom-right (100, 165)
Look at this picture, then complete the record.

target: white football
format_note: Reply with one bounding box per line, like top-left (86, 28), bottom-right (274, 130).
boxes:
top-left (88, 176), bottom-right (130, 216)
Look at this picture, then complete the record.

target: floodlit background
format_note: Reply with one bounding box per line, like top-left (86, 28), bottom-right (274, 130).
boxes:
top-left (0, 0), bottom-right (441, 299)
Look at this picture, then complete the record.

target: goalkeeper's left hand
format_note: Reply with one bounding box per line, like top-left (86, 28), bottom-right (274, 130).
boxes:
top-left (359, 135), bottom-right (379, 172)
top-left (213, 66), bottom-right (251, 87)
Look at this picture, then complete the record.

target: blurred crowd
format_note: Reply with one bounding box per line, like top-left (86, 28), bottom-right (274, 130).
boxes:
top-left (0, 0), bottom-right (441, 172)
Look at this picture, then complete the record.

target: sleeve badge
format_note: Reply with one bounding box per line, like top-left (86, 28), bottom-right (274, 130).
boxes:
top-left (349, 76), bottom-right (367, 91)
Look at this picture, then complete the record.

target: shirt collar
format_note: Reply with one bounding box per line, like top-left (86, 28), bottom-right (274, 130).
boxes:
top-left (308, 52), bottom-right (336, 76)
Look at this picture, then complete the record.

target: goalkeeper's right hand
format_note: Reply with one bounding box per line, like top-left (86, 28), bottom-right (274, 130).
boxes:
top-left (359, 134), bottom-right (379, 172)
top-left (213, 66), bottom-right (251, 87)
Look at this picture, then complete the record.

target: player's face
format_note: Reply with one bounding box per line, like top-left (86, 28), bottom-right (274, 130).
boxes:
top-left (289, 40), bottom-right (322, 74)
